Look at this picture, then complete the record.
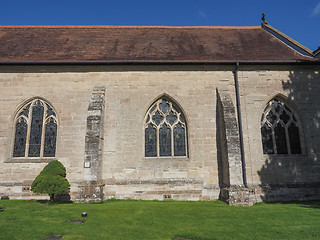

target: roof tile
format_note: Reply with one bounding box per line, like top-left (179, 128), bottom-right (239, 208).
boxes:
top-left (0, 25), bottom-right (317, 63)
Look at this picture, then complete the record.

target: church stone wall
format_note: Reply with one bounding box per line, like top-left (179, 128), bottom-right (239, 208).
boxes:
top-left (0, 65), bottom-right (235, 200)
top-left (238, 65), bottom-right (320, 201)
top-left (0, 64), bottom-right (319, 202)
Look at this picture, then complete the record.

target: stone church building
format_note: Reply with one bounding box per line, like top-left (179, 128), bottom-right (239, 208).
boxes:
top-left (0, 21), bottom-right (319, 205)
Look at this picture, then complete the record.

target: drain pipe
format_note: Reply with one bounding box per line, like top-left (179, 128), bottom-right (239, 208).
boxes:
top-left (233, 62), bottom-right (248, 188)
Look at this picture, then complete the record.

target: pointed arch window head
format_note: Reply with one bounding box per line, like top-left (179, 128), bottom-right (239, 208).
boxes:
top-left (144, 97), bottom-right (188, 158)
top-left (13, 99), bottom-right (57, 158)
top-left (261, 98), bottom-right (302, 155)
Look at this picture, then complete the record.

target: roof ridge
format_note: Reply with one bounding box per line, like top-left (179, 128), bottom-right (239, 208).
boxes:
top-left (0, 25), bottom-right (261, 29)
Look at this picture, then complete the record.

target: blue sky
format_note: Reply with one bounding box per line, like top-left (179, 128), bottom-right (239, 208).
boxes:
top-left (1, 0), bottom-right (319, 51)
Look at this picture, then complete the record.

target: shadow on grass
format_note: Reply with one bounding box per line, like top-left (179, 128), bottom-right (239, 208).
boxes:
top-left (36, 200), bottom-right (73, 205)
top-left (261, 200), bottom-right (320, 209)
top-left (173, 236), bottom-right (217, 240)
top-left (42, 235), bottom-right (62, 240)
top-left (282, 200), bottom-right (320, 209)
top-left (69, 219), bottom-right (85, 224)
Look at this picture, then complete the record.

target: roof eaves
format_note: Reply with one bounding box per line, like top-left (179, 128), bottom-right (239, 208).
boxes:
top-left (262, 23), bottom-right (315, 58)
top-left (1, 60), bottom-right (320, 65)
top-left (313, 47), bottom-right (320, 58)
top-left (0, 25), bottom-right (261, 29)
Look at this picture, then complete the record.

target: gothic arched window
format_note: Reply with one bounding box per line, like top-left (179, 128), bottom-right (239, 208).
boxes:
top-left (260, 98), bottom-right (302, 155)
top-left (144, 97), bottom-right (188, 157)
top-left (13, 99), bottom-right (58, 158)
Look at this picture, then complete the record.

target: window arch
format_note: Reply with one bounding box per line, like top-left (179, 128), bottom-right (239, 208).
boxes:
top-left (13, 98), bottom-right (58, 158)
top-left (144, 97), bottom-right (188, 157)
top-left (260, 97), bottom-right (303, 154)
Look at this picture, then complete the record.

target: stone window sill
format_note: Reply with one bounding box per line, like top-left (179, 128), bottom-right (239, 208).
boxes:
top-left (144, 156), bottom-right (189, 161)
top-left (5, 158), bottom-right (56, 163)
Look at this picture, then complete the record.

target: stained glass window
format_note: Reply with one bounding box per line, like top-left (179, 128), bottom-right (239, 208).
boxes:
top-left (28, 101), bottom-right (44, 157)
top-left (288, 123), bottom-right (301, 154)
top-left (144, 97), bottom-right (187, 157)
top-left (261, 98), bottom-right (302, 155)
top-left (43, 118), bottom-right (58, 157)
top-left (13, 118), bottom-right (28, 157)
top-left (159, 124), bottom-right (171, 156)
top-left (145, 124), bottom-right (157, 157)
top-left (174, 123), bottom-right (186, 156)
top-left (261, 124), bottom-right (274, 154)
top-left (13, 99), bottom-right (57, 158)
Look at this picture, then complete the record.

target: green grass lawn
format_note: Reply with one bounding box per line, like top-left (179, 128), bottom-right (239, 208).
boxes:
top-left (0, 199), bottom-right (319, 240)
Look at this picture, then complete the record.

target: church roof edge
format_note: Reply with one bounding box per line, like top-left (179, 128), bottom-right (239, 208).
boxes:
top-left (261, 23), bottom-right (315, 57)
top-left (0, 25), bottom-right (261, 29)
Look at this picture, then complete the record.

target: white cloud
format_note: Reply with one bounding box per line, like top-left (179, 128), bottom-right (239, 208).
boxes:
top-left (311, 2), bottom-right (320, 16)
top-left (198, 10), bottom-right (207, 18)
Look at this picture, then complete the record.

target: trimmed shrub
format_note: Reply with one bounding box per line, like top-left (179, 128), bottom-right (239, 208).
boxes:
top-left (31, 160), bottom-right (70, 201)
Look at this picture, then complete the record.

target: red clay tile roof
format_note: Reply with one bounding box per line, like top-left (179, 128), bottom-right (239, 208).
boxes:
top-left (0, 25), bottom-right (318, 63)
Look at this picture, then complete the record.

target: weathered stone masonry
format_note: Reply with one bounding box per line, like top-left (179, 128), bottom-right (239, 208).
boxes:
top-left (78, 86), bottom-right (105, 202)
top-left (216, 88), bottom-right (252, 205)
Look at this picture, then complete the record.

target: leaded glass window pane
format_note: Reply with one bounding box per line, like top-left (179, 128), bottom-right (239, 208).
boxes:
top-left (152, 111), bottom-right (163, 125)
top-left (150, 105), bottom-right (156, 113)
top-left (274, 123), bottom-right (288, 154)
top-left (167, 111), bottom-right (177, 125)
top-left (288, 123), bottom-right (301, 154)
top-left (174, 123), bottom-right (186, 156)
top-left (261, 98), bottom-right (302, 155)
top-left (43, 118), bottom-right (57, 157)
top-left (271, 99), bottom-right (282, 113)
top-left (145, 124), bottom-right (157, 157)
top-left (18, 104), bottom-right (30, 118)
top-left (13, 118), bottom-right (28, 157)
top-left (145, 97), bottom-right (187, 157)
top-left (46, 103), bottom-right (56, 117)
top-left (159, 124), bottom-right (171, 156)
top-left (280, 110), bottom-right (290, 124)
top-left (28, 101), bottom-right (44, 157)
top-left (261, 124), bottom-right (274, 154)
top-left (159, 100), bottom-right (170, 114)
top-left (266, 111), bottom-right (277, 125)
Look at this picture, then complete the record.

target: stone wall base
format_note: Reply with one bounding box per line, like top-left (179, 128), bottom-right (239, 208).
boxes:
top-left (101, 180), bottom-right (218, 201)
top-left (76, 181), bottom-right (104, 202)
top-left (220, 186), bottom-right (255, 206)
top-left (0, 181), bottom-right (80, 201)
top-left (220, 183), bottom-right (320, 205)
top-left (3, 180), bottom-right (320, 204)
top-left (251, 183), bottom-right (320, 203)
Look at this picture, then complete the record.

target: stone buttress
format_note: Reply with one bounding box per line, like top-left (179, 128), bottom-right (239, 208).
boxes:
top-left (77, 86), bottom-right (106, 202)
top-left (216, 88), bottom-right (253, 205)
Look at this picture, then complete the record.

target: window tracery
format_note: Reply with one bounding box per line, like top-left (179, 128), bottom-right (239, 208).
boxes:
top-left (144, 97), bottom-right (187, 157)
top-left (13, 99), bottom-right (57, 158)
top-left (261, 98), bottom-right (302, 154)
